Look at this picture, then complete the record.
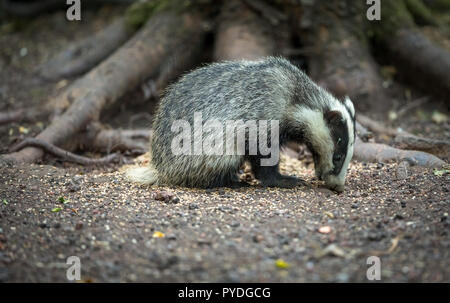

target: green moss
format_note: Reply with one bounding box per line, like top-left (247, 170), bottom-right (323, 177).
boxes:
top-left (371, 0), bottom-right (414, 39)
top-left (427, 0), bottom-right (450, 11)
top-left (405, 0), bottom-right (437, 25)
top-left (124, 0), bottom-right (195, 30)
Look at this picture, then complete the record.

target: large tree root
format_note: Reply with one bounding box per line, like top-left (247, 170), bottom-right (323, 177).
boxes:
top-left (38, 17), bottom-right (135, 81)
top-left (357, 114), bottom-right (450, 157)
top-left (213, 0), bottom-right (281, 61)
top-left (2, 12), bottom-right (205, 164)
top-left (303, 1), bottom-right (389, 112)
top-left (10, 138), bottom-right (120, 166)
top-left (0, 107), bottom-right (51, 125)
top-left (385, 29), bottom-right (450, 97)
top-left (1, 0), bottom-right (137, 17)
top-left (354, 138), bottom-right (446, 168)
top-left (374, 0), bottom-right (450, 97)
top-left (80, 123), bottom-right (150, 154)
top-left (354, 119), bottom-right (447, 168)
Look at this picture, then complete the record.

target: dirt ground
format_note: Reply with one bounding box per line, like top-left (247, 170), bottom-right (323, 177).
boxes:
top-left (0, 8), bottom-right (449, 283)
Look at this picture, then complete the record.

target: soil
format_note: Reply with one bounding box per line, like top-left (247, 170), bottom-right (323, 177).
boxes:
top-left (0, 8), bottom-right (449, 283)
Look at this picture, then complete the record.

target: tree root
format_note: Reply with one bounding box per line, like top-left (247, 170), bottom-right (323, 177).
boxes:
top-left (373, 0), bottom-right (450, 97)
top-left (38, 17), bottom-right (135, 81)
top-left (357, 114), bottom-right (450, 156)
top-left (0, 107), bottom-right (52, 125)
top-left (2, 12), bottom-right (205, 164)
top-left (386, 29), bottom-right (450, 97)
top-left (303, 1), bottom-right (389, 112)
top-left (81, 123), bottom-right (150, 154)
top-left (1, 0), bottom-right (138, 17)
top-left (10, 138), bottom-right (120, 166)
top-left (357, 114), bottom-right (399, 137)
top-left (354, 138), bottom-right (446, 168)
top-left (213, 0), bottom-right (281, 61)
top-left (394, 133), bottom-right (450, 156)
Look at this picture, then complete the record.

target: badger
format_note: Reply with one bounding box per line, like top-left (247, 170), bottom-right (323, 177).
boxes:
top-left (127, 57), bottom-right (355, 192)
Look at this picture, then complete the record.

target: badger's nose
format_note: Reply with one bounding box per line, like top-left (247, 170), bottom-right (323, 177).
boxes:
top-left (327, 184), bottom-right (344, 193)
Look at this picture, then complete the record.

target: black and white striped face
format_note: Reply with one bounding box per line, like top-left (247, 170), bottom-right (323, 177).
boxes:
top-left (288, 94), bottom-right (355, 192)
top-left (317, 97), bottom-right (355, 192)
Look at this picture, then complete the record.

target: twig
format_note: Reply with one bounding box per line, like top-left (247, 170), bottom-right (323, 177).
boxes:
top-left (396, 96), bottom-right (429, 118)
top-left (10, 138), bottom-right (120, 166)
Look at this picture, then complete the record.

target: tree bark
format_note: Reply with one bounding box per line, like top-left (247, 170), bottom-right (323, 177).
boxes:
top-left (213, 0), bottom-right (280, 61)
top-left (303, 0), bottom-right (389, 112)
top-left (38, 17), bottom-right (136, 81)
top-left (3, 12), bottom-right (205, 164)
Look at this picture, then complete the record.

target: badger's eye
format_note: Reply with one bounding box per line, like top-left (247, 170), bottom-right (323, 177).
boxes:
top-left (333, 154), bottom-right (342, 162)
top-left (337, 137), bottom-right (342, 145)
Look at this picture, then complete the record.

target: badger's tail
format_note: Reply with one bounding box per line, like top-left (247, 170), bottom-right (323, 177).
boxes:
top-left (126, 165), bottom-right (158, 185)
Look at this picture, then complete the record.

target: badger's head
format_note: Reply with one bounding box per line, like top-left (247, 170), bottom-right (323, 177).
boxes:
top-left (313, 97), bottom-right (355, 192)
top-left (288, 96), bottom-right (355, 192)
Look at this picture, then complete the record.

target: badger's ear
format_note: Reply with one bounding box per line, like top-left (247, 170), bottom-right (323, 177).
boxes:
top-left (324, 110), bottom-right (342, 125)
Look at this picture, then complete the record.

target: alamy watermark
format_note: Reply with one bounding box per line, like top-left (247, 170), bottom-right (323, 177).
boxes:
top-left (366, 256), bottom-right (381, 280)
top-left (66, 0), bottom-right (81, 21)
top-left (366, 0), bottom-right (381, 21)
top-left (170, 112), bottom-right (280, 166)
top-left (66, 256), bottom-right (81, 281)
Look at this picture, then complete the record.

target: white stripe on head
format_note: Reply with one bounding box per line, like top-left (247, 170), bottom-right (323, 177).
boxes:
top-left (289, 106), bottom-right (334, 174)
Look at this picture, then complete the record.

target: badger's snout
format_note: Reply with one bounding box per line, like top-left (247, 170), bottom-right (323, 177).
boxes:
top-left (324, 174), bottom-right (345, 193)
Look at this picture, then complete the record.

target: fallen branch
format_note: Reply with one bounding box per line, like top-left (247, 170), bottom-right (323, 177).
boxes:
top-left (10, 138), bottom-right (120, 166)
top-left (2, 12), bottom-right (205, 164)
top-left (39, 17), bottom-right (135, 81)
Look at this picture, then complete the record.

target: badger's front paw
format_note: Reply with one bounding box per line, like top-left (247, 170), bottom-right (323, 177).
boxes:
top-left (260, 175), bottom-right (307, 188)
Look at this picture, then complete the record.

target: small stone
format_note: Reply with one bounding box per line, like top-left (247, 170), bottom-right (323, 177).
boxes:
top-left (318, 226), bottom-right (331, 234)
top-left (252, 235), bottom-right (264, 243)
top-left (229, 222), bottom-right (240, 228)
top-left (75, 222), bottom-right (83, 230)
top-left (188, 203), bottom-right (199, 210)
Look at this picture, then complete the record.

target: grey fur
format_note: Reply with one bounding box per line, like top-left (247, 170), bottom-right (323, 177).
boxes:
top-left (128, 57), bottom-right (355, 191)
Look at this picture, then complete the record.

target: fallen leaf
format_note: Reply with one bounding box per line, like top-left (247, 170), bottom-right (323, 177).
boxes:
top-left (275, 259), bottom-right (290, 269)
top-left (324, 211), bottom-right (334, 219)
top-left (433, 169), bottom-right (449, 176)
top-left (153, 231), bottom-right (165, 238)
top-left (18, 126), bottom-right (29, 134)
top-left (317, 244), bottom-right (347, 258)
top-left (51, 207), bottom-right (62, 213)
top-left (431, 111), bottom-right (448, 124)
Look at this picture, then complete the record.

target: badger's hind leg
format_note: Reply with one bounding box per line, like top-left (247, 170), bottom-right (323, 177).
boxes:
top-left (191, 155), bottom-right (247, 189)
top-left (248, 156), bottom-right (305, 188)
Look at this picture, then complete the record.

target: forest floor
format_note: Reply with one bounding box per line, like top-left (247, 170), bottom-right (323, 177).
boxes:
top-left (0, 8), bottom-right (449, 282)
